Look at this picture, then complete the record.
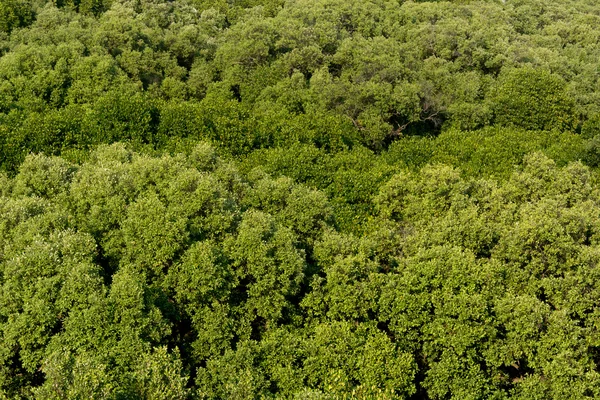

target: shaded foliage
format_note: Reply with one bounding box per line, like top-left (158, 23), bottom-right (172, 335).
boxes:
top-left (0, 0), bottom-right (600, 170)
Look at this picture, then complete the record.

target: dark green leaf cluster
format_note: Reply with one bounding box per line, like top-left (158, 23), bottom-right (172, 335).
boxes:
top-left (0, 0), bottom-right (35, 34)
top-left (1, 0), bottom-right (600, 170)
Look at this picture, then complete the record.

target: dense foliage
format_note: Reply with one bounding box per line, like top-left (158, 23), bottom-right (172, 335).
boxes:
top-left (1, 0), bottom-right (600, 170)
top-left (3, 0), bottom-right (600, 398)
top-left (3, 146), bottom-right (600, 398)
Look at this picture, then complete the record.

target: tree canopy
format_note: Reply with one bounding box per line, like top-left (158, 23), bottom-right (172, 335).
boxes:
top-left (2, 0), bottom-right (600, 398)
top-left (0, 0), bottom-right (600, 170)
top-left (2, 146), bottom-right (600, 398)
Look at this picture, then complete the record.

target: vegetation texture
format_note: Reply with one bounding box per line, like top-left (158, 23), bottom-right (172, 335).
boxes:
top-left (2, 0), bottom-right (600, 398)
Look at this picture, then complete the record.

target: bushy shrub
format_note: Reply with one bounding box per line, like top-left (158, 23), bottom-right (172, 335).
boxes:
top-left (491, 68), bottom-right (577, 132)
